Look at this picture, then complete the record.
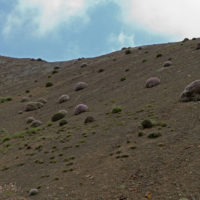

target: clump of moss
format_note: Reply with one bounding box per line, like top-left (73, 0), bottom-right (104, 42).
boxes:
top-left (112, 107), bottom-right (122, 114)
top-left (141, 119), bottom-right (154, 128)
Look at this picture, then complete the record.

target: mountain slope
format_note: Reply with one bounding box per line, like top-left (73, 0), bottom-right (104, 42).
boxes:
top-left (1, 39), bottom-right (200, 200)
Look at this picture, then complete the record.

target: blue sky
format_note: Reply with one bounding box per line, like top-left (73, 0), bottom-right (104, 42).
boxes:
top-left (0, 0), bottom-right (199, 61)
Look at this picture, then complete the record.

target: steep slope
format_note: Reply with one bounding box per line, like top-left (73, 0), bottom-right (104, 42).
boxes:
top-left (1, 39), bottom-right (200, 200)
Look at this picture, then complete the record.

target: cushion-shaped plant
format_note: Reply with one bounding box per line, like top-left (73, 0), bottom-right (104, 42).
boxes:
top-left (21, 97), bottom-right (30, 103)
top-left (196, 43), bottom-right (200, 50)
top-left (145, 77), bottom-right (160, 88)
top-left (31, 120), bottom-right (42, 127)
top-left (74, 82), bottom-right (88, 91)
top-left (37, 98), bottom-right (47, 104)
top-left (163, 61), bottom-right (172, 67)
top-left (112, 107), bottom-right (122, 113)
top-left (52, 110), bottom-right (67, 121)
top-left (84, 116), bottom-right (95, 124)
top-left (141, 119), bottom-right (154, 128)
top-left (148, 132), bottom-right (161, 138)
top-left (58, 94), bottom-right (70, 103)
top-left (46, 82), bottom-right (53, 87)
top-left (26, 117), bottom-right (35, 124)
top-left (125, 49), bottom-right (131, 55)
top-left (80, 63), bottom-right (87, 68)
top-left (59, 119), bottom-right (68, 126)
top-left (74, 104), bottom-right (88, 115)
top-left (180, 80), bottom-right (200, 102)
top-left (24, 102), bottom-right (44, 112)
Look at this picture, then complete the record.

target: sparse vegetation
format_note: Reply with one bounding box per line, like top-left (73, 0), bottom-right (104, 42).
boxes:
top-left (59, 119), bottom-right (68, 126)
top-left (120, 77), bottom-right (126, 81)
top-left (98, 69), bottom-right (104, 73)
top-left (125, 49), bottom-right (131, 55)
top-left (142, 59), bottom-right (147, 63)
top-left (46, 82), bottom-right (53, 87)
top-left (112, 107), bottom-right (122, 113)
top-left (0, 97), bottom-right (12, 103)
top-left (138, 131), bottom-right (144, 137)
top-left (156, 53), bottom-right (162, 58)
top-left (148, 132), bottom-right (161, 138)
top-left (141, 119), bottom-right (154, 128)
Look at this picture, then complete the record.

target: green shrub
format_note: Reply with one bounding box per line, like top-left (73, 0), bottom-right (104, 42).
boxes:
top-left (6, 97), bottom-right (12, 101)
top-left (142, 59), bottom-right (147, 63)
top-left (52, 70), bottom-right (58, 74)
top-left (46, 82), bottom-right (53, 87)
top-left (158, 122), bottom-right (167, 127)
top-left (120, 77), bottom-right (126, 81)
top-left (0, 98), bottom-right (5, 103)
top-left (141, 119), bottom-right (154, 128)
top-left (1, 136), bottom-right (10, 143)
top-left (138, 131), bottom-right (144, 137)
top-left (156, 53), bottom-right (162, 58)
top-left (148, 132), bottom-right (161, 138)
top-left (51, 112), bottom-right (65, 122)
top-left (125, 49), bottom-right (131, 55)
top-left (47, 121), bottom-right (53, 126)
top-left (98, 69), bottom-right (104, 73)
top-left (112, 107), bottom-right (122, 113)
top-left (59, 119), bottom-right (68, 126)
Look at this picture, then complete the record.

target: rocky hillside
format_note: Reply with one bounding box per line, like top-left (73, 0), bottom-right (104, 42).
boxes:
top-left (1, 38), bottom-right (200, 200)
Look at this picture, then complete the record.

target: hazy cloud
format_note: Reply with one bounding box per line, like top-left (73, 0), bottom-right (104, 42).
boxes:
top-left (109, 32), bottom-right (134, 49)
top-left (3, 0), bottom-right (107, 36)
top-left (3, 0), bottom-right (200, 39)
top-left (116, 0), bottom-right (200, 39)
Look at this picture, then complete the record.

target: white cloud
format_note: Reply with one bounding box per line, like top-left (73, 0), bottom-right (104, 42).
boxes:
top-left (3, 0), bottom-right (200, 40)
top-left (109, 32), bottom-right (134, 49)
top-left (3, 0), bottom-right (107, 36)
top-left (115, 0), bottom-right (200, 39)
